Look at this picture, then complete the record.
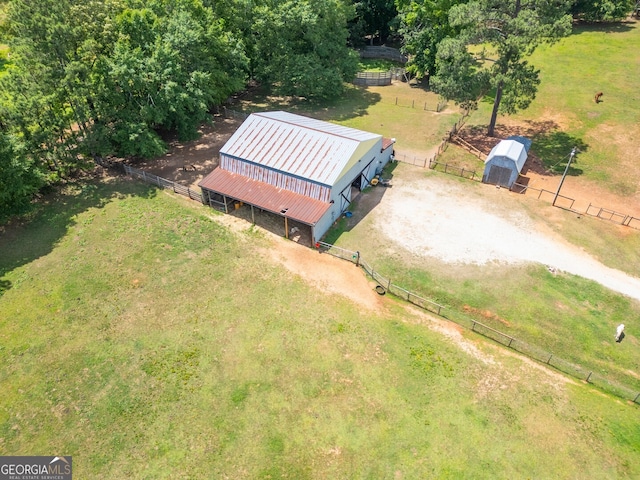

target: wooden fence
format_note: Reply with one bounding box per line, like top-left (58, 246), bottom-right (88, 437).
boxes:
top-left (316, 241), bottom-right (444, 316)
top-left (123, 165), bottom-right (205, 203)
top-left (316, 240), bottom-right (640, 404)
top-left (393, 110), bottom-right (470, 169)
top-left (215, 107), bottom-right (640, 231)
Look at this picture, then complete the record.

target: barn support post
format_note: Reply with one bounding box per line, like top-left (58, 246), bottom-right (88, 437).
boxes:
top-left (284, 216), bottom-right (289, 239)
top-left (223, 195), bottom-right (228, 214)
top-left (251, 205), bottom-right (255, 224)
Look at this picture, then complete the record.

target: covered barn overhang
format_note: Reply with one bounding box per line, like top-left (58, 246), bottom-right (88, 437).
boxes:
top-left (199, 168), bottom-right (332, 235)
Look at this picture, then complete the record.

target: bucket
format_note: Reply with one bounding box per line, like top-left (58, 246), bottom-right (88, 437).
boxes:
top-left (375, 285), bottom-right (386, 295)
top-left (234, 202), bottom-right (241, 210)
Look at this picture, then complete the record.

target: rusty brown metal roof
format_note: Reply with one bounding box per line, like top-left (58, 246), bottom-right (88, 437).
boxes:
top-left (382, 137), bottom-right (395, 150)
top-left (199, 168), bottom-right (332, 225)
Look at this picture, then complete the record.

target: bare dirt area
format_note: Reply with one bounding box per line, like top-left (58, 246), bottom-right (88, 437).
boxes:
top-left (132, 110), bottom-right (640, 308)
top-left (131, 116), bottom-right (241, 188)
top-left (260, 237), bottom-right (386, 313)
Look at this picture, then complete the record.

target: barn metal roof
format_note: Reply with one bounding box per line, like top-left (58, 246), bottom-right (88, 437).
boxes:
top-left (382, 137), bottom-right (395, 150)
top-left (199, 168), bottom-right (331, 225)
top-left (220, 111), bottom-right (381, 186)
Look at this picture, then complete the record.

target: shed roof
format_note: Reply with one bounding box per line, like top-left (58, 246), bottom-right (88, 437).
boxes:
top-left (507, 135), bottom-right (532, 152)
top-left (199, 168), bottom-right (331, 226)
top-left (220, 111), bottom-right (381, 186)
top-left (486, 139), bottom-right (528, 171)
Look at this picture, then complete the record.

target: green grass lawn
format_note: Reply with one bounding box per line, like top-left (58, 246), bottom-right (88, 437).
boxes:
top-left (357, 58), bottom-right (402, 72)
top-left (241, 82), bottom-right (457, 155)
top-left (2, 179), bottom-right (640, 478)
top-left (328, 167), bottom-right (640, 395)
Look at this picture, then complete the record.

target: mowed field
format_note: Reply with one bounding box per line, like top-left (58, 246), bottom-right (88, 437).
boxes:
top-left (1, 179), bottom-right (639, 478)
top-left (2, 18), bottom-right (640, 479)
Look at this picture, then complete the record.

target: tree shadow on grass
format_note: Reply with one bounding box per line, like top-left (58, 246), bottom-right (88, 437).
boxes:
top-left (237, 85), bottom-right (382, 123)
top-left (571, 21), bottom-right (636, 35)
top-left (530, 130), bottom-right (589, 175)
top-left (0, 177), bottom-right (157, 298)
top-left (460, 120), bottom-right (589, 177)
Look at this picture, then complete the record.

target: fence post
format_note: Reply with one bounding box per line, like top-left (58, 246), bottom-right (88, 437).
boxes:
top-left (634, 392), bottom-right (640, 404)
top-left (547, 354), bottom-right (553, 364)
top-left (395, 97), bottom-right (398, 105)
top-left (586, 371), bottom-right (593, 383)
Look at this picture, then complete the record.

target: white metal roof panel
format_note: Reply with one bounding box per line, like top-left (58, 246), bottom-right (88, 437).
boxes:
top-left (486, 139), bottom-right (528, 171)
top-left (220, 111), bottom-right (382, 186)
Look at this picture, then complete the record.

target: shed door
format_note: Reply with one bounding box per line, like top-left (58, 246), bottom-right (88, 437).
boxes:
top-left (486, 165), bottom-right (512, 188)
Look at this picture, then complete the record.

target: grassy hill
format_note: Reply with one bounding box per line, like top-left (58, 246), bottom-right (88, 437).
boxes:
top-left (1, 179), bottom-right (639, 478)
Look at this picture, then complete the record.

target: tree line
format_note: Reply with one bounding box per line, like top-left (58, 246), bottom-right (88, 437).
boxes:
top-left (0, 0), bottom-right (634, 215)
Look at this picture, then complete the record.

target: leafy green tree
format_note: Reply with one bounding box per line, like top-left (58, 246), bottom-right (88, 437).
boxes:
top-left (571, 0), bottom-right (635, 21)
top-left (431, 0), bottom-right (572, 136)
top-left (90, 0), bottom-right (247, 157)
top-left (396, 0), bottom-right (461, 82)
top-left (1, 0), bottom-right (246, 163)
top-left (0, 132), bottom-right (44, 215)
top-left (1, 0), bottom-right (119, 172)
top-left (252, 0), bottom-right (359, 99)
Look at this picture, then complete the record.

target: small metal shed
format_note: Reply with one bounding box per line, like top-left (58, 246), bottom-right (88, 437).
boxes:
top-left (482, 136), bottom-right (532, 188)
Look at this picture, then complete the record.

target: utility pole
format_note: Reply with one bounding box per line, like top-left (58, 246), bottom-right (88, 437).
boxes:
top-left (552, 147), bottom-right (577, 207)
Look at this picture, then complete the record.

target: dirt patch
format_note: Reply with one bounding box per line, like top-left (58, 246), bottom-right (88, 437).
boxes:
top-left (130, 116), bottom-right (241, 188)
top-left (259, 236), bottom-right (386, 313)
top-left (404, 305), bottom-right (496, 365)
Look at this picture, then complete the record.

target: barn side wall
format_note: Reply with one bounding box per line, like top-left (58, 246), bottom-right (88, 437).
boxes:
top-left (314, 139), bottom-right (394, 242)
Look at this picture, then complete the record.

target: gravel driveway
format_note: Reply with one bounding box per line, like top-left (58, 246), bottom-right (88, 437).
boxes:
top-left (373, 167), bottom-right (640, 302)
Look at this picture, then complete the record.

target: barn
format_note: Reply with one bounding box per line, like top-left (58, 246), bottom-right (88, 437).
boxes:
top-left (199, 111), bottom-right (395, 244)
top-left (482, 136), bottom-right (532, 188)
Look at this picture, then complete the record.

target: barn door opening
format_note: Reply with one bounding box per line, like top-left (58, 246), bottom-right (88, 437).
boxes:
top-left (486, 165), bottom-right (512, 188)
